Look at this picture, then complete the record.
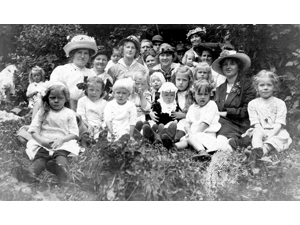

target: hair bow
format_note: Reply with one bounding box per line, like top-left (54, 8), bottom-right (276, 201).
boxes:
top-left (76, 76), bottom-right (88, 90)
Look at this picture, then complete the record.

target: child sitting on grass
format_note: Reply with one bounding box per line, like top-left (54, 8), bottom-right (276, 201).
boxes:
top-left (166, 80), bottom-right (220, 160)
top-left (104, 77), bottom-right (137, 142)
top-left (15, 82), bottom-right (81, 184)
top-left (76, 76), bottom-right (107, 144)
top-left (246, 70), bottom-right (292, 160)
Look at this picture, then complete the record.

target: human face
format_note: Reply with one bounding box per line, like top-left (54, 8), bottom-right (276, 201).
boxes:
top-left (161, 91), bottom-right (176, 104)
top-left (175, 73), bottom-right (189, 91)
top-left (123, 42), bottom-right (136, 59)
top-left (32, 72), bottom-right (42, 83)
top-left (196, 68), bottom-right (209, 81)
top-left (195, 89), bottom-right (210, 107)
top-left (257, 77), bottom-right (274, 99)
top-left (145, 55), bottom-right (156, 68)
top-left (186, 54), bottom-right (195, 67)
top-left (73, 49), bottom-right (90, 68)
top-left (200, 50), bottom-right (213, 65)
top-left (190, 34), bottom-right (202, 47)
top-left (153, 42), bottom-right (162, 52)
top-left (111, 50), bottom-right (121, 63)
top-left (114, 88), bottom-right (130, 105)
top-left (141, 42), bottom-right (152, 54)
top-left (93, 55), bottom-right (108, 72)
top-left (151, 76), bottom-right (162, 90)
top-left (177, 52), bottom-right (184, 63)
top-left (48, 89), bottom-right (66, 111)
top-left (222, 59), bottom-right (239, 79)
top-left (134, 76), bottom-right (147, 93)
top-left (159, 53), bottom-right (173, 68)
top-left (87, 83), bottom-right (103, 102)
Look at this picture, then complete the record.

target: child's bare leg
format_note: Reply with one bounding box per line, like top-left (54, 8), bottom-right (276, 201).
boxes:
top-left (187, 135), bottom-right (205, 152)
top-left (251, 127), bottom-right (264, 148)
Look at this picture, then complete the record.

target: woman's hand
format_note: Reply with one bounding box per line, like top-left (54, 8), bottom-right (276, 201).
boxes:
top-left (149, 111), bottom-right (159, 123)
top-left (172, 111), bottom-right (186, 119)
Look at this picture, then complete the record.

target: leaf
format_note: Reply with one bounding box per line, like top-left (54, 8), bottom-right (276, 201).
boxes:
top-left (252, 168), bottom-right (260, 174)
top-left (107, 189), bottom-right (116, 201)
top-left (252, 187), bottom-right (262, 192)
top-left (258, 156), bottom-right (273, 163)
top-left (285, 96), bottom-right (292, 101)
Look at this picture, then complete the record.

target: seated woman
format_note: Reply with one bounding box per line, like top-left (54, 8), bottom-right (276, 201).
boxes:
top-left (212, 50), bottom-right (256, 151)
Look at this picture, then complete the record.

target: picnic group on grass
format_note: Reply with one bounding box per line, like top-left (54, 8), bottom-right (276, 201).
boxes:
top-left (0, 27), bottom-right (292, 184)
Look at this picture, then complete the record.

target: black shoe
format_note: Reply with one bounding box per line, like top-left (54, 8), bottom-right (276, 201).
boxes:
top-left (157, 124), bottom-right (164, 136)
top-left (135, 121), bottom-right (144, 132)
top-left (11, 166), bottom-right (39, 183)
top-left (192, 151), bottom-right (212, 162)
top-left (252, 147), bottom-right (264, 159)
top-left (166, 122), bottom-right (177, 140)
top-left (143, 124), bottom-right (155, 142)
top-left (133, 128), bottom-right (143, 141)
top-left (151, 124), bottom-right (158, 133)
top-left (162, 134), bottom-right (174, 149)
top-left (46, 161), bottom-right (68, 183)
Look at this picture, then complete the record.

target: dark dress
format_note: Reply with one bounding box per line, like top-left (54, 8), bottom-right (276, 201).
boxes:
top-left (215, 75), bottom-right (256, 139)
top-left (152, 101), bottom-right (180, 125)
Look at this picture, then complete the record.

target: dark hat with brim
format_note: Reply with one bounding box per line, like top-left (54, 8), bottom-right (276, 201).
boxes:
top-left (158, 43), bottom-right (175, 56)
top-left (118, 35), bottom-right (140, 52)
top-left (91, 46), bottom-right (110, 60)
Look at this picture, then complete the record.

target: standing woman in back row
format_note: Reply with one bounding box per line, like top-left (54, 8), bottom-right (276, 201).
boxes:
top-left (50, 35), bottom-right (97, 111)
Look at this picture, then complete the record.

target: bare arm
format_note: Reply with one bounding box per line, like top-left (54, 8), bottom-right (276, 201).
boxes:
top-left (51, 133), bottom-right (77, 149)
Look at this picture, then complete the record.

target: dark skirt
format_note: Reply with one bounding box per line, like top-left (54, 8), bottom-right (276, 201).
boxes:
top-left (217, 116), bottom-right (249, 139)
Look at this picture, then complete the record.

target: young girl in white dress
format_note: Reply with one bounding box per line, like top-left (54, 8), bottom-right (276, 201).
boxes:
top-left (171, 80), bottom-right (221, 160)
top-left (26, 66), bottom-right (48, 118)
top-left (104, 78), bottom-right (137, 141)
top-left (23, 82), bottom-right (81, 183)
top-left (77, 76), bottom-right (107, 141)
top-left (248, 70), bottom-right (292, 158)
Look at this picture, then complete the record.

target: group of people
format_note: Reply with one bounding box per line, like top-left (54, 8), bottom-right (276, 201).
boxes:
top-left (16, 27), bottom-right (292, 184)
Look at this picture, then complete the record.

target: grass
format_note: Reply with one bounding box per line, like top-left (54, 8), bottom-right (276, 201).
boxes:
top-left (1, 102), bottom-right (300, 201)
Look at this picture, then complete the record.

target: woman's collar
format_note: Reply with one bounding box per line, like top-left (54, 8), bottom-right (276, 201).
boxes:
top-left (119, 58), bottom-right (137, 68)
top-left (71, 63), bottom-right (86, 71)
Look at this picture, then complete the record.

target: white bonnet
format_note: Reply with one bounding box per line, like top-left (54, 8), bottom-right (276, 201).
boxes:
top-left (151, 72), bottom-right (166, 84)
top-left (158, 82), bottom-right (178, 93)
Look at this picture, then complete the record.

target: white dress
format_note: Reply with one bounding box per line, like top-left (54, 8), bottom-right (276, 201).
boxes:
top-left (26, 107), bottom-right (81, 160)
top-left (248, 96), bottom-right (292, 152)
top-left (129, 91), bottom-right (151, 122)
top-left (185, 101), bottom-right (221, 151)
top-left (50, 63), bottom-right (95, 101)
top-left (26, 81), bottom-right (48, 108)
top-left (77, 96), bottom-right (107, 139)
top-left (104, 99), bottom-right (137, 141)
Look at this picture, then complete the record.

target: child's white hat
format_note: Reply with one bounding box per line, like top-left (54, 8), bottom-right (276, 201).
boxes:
top-left (151, 72), bottom-right (166, 84)
top-left (63, 35), bottom-right (97, 57)
top-left (158, 82), bottom-right (178, 93)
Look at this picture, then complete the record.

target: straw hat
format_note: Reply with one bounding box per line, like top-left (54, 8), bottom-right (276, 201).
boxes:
top-left (63, 35), bottom-right (97, 57)
top-left (186, 27), bottom-right (206, 40)
top-left (211, 50), bottom-right (251, 75)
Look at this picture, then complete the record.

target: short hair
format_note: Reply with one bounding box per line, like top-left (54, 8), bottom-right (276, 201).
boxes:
top-left (28, 66), bottom-right (45, 83)
top-left (133, 70), bottom-right (149, 90)
top-left (182, 51), bottom-right (195, 65)
top-left (141, 39), bottom-right (153, 48)
top-left (253, 69), bottom-right (279, 92)
top-left (112, 77), bottom-right (134, 94)
top-left (42, 82), bottom-right (70, 117)
top-left (85, 76), bottom-right (105, 98)
top-left (193, 79), bottom-right (213, 96)
top-left (119, 41), bottom-right (140, 59)
top-left (171, 66), bottom-right (194, 89)
top-left (143, 48), bottom-right (157, 62)
top-left (194, 62), bottom-right (213, 83)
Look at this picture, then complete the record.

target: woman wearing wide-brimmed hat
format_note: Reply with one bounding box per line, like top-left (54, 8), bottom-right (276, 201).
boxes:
top-left (212, 50), bottom-right (256, 151)
top-left (50, 34), bottom-right (98, 111)
top-left (107, 35), bottom-right (147, 82)
top-left (152, 43), bottom-right (180, 82)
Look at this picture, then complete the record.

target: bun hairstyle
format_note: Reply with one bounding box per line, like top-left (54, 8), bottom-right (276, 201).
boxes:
top-left (253, 69), bottom-right (280, 92)
top-left (28, 66), bottom-right (45, 83)
top-left (85, 76), bottom-right (105, 98)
